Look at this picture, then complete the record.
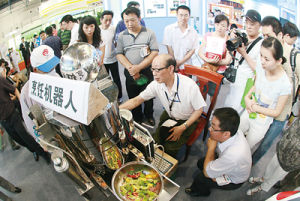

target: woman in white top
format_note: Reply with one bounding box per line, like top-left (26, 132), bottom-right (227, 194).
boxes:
top-left (78, 15), bottom-right (105, 65)
top-left (239, 37), bottom-right (291, 151)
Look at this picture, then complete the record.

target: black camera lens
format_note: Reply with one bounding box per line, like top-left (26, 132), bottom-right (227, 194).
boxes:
top-left (226, 37), bottom-right (242, 51)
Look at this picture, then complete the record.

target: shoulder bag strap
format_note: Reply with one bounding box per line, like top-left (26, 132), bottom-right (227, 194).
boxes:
top-left (239, 36), bottom-right (263, 65)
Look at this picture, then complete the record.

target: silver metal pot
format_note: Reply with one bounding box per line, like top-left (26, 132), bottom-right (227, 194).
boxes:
top-left (112, 161), bottom-right (163, 201)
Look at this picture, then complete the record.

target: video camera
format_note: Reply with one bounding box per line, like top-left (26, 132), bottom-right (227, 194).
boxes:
top-left (226, 30), bottom-right (248, 51)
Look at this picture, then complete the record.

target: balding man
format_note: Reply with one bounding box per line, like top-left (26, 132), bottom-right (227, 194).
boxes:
top-left (120, 54), bottom-right (206, 157)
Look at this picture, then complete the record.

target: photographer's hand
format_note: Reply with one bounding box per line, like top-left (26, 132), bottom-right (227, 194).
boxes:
top-left (237, 43), bottom-right (247, 56)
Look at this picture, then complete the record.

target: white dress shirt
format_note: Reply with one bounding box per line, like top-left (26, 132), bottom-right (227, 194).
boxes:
top-left (69, 23), bottom-right (79, 46)
top-left (206, 130), bottom-right (252, 184)
top-left (100, 25), bottom-right (117, 64)
top-left (163, 22), bottom-right (199, 69)
top-left (140, 73), bottom-right (206, 120)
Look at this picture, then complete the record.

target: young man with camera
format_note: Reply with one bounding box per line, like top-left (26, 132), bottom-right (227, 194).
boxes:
top-left (223, 10), bottom-right (263, 114)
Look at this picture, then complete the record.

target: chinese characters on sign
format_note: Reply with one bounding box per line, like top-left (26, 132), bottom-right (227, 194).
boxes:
top-left (29, 73), bottom-right (91, 124)
top-left (31, 81), bottom-right (77, 113)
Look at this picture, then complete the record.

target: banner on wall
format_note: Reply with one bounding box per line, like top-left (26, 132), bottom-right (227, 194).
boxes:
top-left (230, 0), bottom-right (244, 4)
top-left (167, 0), bottom-right (189, 16)
top-left (39, 0), bottom-right (103, 19)
top-left (121, 0), bottom-right (144, 17)
top-left (210, 4), bottom-right (234, 23)
top-left (144, 0), bottom-right (166, 17)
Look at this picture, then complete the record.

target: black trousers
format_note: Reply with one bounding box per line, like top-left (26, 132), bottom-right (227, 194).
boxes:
top-left (190, 158), bottom-right (243, 196)
top-left (104, 62), bottom-right (122, 99)
top-left (124, 68), bottom-right (154, 122)
top-left (0, 175), bottom-right (16, 201)
top-left (0, 109), bottom-right (46, 156)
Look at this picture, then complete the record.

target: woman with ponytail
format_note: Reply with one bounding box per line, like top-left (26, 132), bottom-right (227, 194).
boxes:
top-left (239, 37), bottom-right (291, 151)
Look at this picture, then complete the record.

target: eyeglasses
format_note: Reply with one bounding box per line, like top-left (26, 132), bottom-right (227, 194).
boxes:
top-left (150, 66), bottom-right (169, 72)
top-left (209, 126), bottom-right (225, 132)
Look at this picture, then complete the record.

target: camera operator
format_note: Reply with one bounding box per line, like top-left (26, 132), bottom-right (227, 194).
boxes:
top-left (223, 10), bottom-right (263, 114)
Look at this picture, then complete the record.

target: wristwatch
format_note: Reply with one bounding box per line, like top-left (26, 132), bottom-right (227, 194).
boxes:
top-left (183, 122), bottom-right (188, 129)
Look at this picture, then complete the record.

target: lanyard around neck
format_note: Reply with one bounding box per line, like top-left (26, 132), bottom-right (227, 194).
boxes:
top-left (165, 74), bottom-right (179, 112)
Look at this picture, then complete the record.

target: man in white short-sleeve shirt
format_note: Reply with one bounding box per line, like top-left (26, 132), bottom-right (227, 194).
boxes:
top-left (100, 10), bottom-right (123, 101)
top-left (120, 54), bottom-right (206, 157)
top-left (223, 10), bottom-right (262, 114)
top-left (185, 107), bottom-right (251, 197)
top-left (163, 5), bottom-right (199, 70)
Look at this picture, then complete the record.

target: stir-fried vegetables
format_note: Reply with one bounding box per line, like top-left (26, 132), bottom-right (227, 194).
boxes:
top-left (120, 169), bottom-right (161, 201)
top-left (103, 146), bottom-right (122, 170)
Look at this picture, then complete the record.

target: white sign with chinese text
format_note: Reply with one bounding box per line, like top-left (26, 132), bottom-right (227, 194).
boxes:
top-left (29, 73), bottom-right (105, 125)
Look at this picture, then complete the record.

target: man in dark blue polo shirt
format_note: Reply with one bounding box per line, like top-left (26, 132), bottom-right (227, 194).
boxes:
top-left (43, 26), bottom-right (63, 77)
top-left (0, 67), bottom-right (50, 164)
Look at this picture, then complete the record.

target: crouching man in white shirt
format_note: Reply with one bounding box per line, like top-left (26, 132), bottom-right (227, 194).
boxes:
top-left (185, 107), bottom-right (252, 197)
top-left (120, 54), bottom-right (206, 157)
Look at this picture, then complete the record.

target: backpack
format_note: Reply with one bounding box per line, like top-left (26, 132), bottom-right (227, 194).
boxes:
top-left (277, 117), bottom-right (300, 172)
top-left (290, 48), bottom-right (300, 104)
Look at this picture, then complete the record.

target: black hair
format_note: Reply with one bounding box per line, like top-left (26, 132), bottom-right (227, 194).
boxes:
top-left (0, 58), bottom-right (5, 66)
top-left (230, 23), bottom-right (238, 30)
top-left (215, 14), bottom-right (229, 25)
top-left (33, 34), bottom-right (37, 38)
top-left (261, 16), bottom-right (282, 36)
top-left (209, 11), bottom-right (214, 16)
top-left (120, 9), bottom-right (125, 20)
top-left (39, 30), bottom-right (45, 35)
top-left (101, 10), bottom-right (114, 19)
top-left (262, 37), bottom-right (286, 64)
top-left (61, 14), bottom-right (75, 23)
top-left (0, 59), bottom-right (9, 77)
top-left (5, 64), bottom-right (9, 76)
top-left (165, 55), bottom-right (177, 71)
top-left (51, 24), bottom-right (56, 29)
top-left (213, 107), bottom-right (240, 136)
top-left (176, 5), bottom-right (190, 15)
top-left (127, 1), bottom-right (139, 8)
top-left (78, 15), bottom-right (101, 48)
top-left (45, 26), bottom-right (53, 36)
top-left (4, 61), bottom-right (8, 67)
top-left (124, 7), bottom-right (140, 18)
top-left (283, 21), bottom-right (300, 37)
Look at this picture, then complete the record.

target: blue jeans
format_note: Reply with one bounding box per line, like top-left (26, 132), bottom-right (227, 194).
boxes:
top-left (252, 119), bottom-right (286, 165)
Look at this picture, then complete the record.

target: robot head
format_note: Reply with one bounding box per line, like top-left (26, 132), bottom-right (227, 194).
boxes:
top-left (60, 42), bottom-right (101, 82)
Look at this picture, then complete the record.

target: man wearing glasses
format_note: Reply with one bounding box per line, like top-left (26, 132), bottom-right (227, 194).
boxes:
top-left (185, 107), bottom-right (251, 197)
top-left (120, 54), bottom-right (206, 157)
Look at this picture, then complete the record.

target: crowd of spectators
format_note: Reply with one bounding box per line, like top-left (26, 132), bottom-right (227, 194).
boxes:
top-left (1, 1), bottom-right (300, 200)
